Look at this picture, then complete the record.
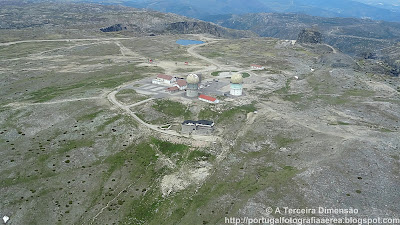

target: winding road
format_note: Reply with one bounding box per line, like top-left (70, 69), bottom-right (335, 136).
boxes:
top-left (107, 90), bottom-right (218, 142)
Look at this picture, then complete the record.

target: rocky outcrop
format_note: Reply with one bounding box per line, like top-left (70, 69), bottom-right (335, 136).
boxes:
top-left (100, 24), bottom-right (127, 32)
top-left (163, 21), bottom-right (256, 38)
top-left (297, 29), bottom-right (323, 44)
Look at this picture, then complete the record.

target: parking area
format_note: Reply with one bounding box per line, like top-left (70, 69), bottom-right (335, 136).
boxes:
top-left (200, 78), bottom-right (230, 96)
top-left (121, 76), bottom-right (232, 100)
top-left (121, 78), bottom-right (182, 98)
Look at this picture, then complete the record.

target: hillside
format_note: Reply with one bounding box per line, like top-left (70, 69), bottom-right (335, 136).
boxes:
top-left (106, 0), bottom-right (400, 22)
top-left (1, 32), bottom-right (399, 225)
top-left (0, 1), bottom-right (256, 42)
top-left (207, 13), bottom-right (400, 55)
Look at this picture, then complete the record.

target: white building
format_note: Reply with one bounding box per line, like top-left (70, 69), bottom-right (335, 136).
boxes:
top-left (186, 74), bottom-right (200, 98)
top-left (152, 74), bottom-right (176, 85)
top-left (250, 64), bottom-right (265, 70)
top-left (230, 73), bottom-right (243, 96)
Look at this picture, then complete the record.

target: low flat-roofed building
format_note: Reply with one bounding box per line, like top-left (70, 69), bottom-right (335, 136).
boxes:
top-left (250, 64), bottom-right (265, 70)
top-left (198, 94), bottom-right (219, 104)
top-left (166, 86), bottom-right (179, 93)
top-left (181, 120), bottom-right (214, 135)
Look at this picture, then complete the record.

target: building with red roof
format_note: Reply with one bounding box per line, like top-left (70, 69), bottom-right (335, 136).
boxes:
top-left (174, 79), bottom-right (187, 90)
top-left (198, 94), bottom-right (219, 104)
top-left (250, 64), bottom-right (265, 70)
top-left (166, 86), bottom-right (179, 93)
top-left (152, 74), bottom-right (176, 85)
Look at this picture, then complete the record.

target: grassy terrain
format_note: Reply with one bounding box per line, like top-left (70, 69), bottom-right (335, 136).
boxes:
top-left (0, 41), bottom-right (74, 59)
top-left (174, 67), bottom-right (202, 73)
top-left (121, 146), bottom-right (301, 224)
top-left (151, 138), bottom-right (190, 164)
top-left (198, 104), bottom-right (256, 122)
top-left (152, 99), bottom-right (192, 120)
top-left (196, 38), bottom-right (287, 69)
top-left (1, 19), bottom-right (400, 225)
top-left (273, 134), bottom-right (299, 148)
top-left (115, 89), bottom-right (149, 105)
top-left (211, 71), bottom-right (238, 76)
top-left (27, 63), bottom-right (160, 103)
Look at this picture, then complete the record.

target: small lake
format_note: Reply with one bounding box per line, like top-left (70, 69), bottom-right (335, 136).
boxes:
top-left (176, 39), bottom-right (205, 45)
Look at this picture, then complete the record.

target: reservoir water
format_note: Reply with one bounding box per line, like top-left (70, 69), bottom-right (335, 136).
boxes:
top-left (176, 39), bottom-right (205, 45)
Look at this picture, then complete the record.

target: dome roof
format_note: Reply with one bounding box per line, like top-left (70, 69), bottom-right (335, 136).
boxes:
top-left (231, 73), bottom-right (243, 84)
top-left (187, 73), bottom-right (199, 84)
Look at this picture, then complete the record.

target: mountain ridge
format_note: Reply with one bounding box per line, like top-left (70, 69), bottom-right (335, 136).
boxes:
top-left (102, 0), bottom-right (400, 22)
top-left (0, 1), bottom-right (256, 41)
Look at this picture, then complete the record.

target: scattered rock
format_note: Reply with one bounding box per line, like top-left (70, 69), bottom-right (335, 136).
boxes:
top-left (100, 24), bottom-right (127, 32)
top-left (3, 216), bottom-right (9, 224)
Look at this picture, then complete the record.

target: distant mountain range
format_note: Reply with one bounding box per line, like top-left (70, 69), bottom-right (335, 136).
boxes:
top-left (86, 0), bottom-right (400, 22)
top-left (353, 0), bottom-right (400, 11)
top-left (25, 0), bottom-right (400, 22)
top-left (12, 0), bottom-right (400, 75)
top-left (0, 1), bottom-right (256, 40)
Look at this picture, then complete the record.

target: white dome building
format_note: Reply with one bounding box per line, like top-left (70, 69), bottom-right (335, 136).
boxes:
top-left (187, 73), bottom-right (200, 84)
top-left (230, 73), bottom-right (243, 96)
top-left (186, 74), bottom-right (199, 97)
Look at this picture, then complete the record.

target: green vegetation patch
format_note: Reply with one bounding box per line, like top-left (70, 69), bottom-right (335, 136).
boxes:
top-left (122, 139), bottom-right (201, 224)
top-left (0, 41), bottom-right (73, 59)
top-left (57, 139), bottom-right (94, 154)
top-left (66, 43), bottom-right (121, 56)
top-left (275, 78), bottom-right (292, 95)
top-left (175, 67), bottom-right (202, 73)
top-left (343, 89), bottom-right (375, 97)
top-left (203, 51), bottom-right (224, 58)
top-left (211, 71), bottom-right (220, 76)
top-left (115, 89), bottom-right (148, 105)
top-left (242, 72), bottom-right (250, 78)
top-left (218, 104), bottom-right (256, 122)
top-left (199, 104), bottom-right (256, 122)
top-left (316, 95), bottom-right (350, 105)
top-left (152, 99), bottom-right (192, 119)
top-left (77, 110), bottom-right (104, 121)
top-left (151, 138), bottom-right (189, 163)
top-left (97, 115), bottom-right (122, 131)
top-left (198, 107), bottom-right (219, 120)
top-left (187, 163), bottom-right (299, 217)
top-left (328, 121), bottom-right (351, 126)
top-left (28, 63), bottom-right (158, 103)
top-left (282, 94), bottom-right (303, 102)
top-left (0, 170), bottom-right (56, 188)
top-left (379, 128), bottom-right (394, 132)
top-left (28, 83), bottom-right (87, 103)
top-left (211, 71), bottom-right (238, 76)
top-left (274, 134), bottom-right (299, 148)
top-left (187, 150), bottom-right (214, 161)
top-left (104, 138), bottom-right (160, 177)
